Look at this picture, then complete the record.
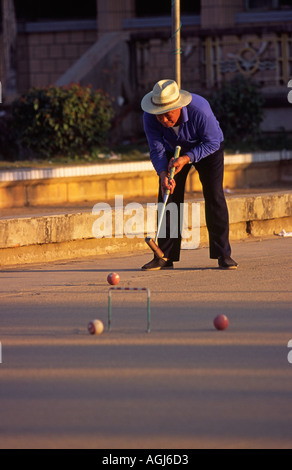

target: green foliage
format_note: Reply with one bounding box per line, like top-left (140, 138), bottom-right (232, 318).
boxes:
top-left (0, 113), bottom-right (18, 161)
top-left (209, 75), bottom-right (265, 147)
top-left (11, 84), bottom-right (114, 158)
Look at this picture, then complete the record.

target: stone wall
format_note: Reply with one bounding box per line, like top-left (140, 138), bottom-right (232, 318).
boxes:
top-left (16, 22), bottom-right (97, 93)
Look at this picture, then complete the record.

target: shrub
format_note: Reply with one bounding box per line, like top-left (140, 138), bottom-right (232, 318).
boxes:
top-left (209, 75), bottom-right (264, 147)
top-left (0, 112), bottom-right (18, 161)
top-left (11, 84), bottom-right (114, 158)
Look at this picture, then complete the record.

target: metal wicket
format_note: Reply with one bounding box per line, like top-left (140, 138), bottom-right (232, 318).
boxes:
top-left (108, 287), bottom-right (151, 333)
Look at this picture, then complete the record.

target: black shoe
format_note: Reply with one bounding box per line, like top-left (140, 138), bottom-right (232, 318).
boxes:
top-left (141, 257), bottom-right (174, 271)
top-left (218, 256), bottom-right (238, 270)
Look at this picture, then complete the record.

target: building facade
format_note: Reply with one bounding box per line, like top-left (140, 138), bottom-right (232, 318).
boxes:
top-left (1, 0), bottom-right (292, 136)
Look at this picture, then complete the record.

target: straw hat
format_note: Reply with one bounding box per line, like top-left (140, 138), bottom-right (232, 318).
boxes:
top-left (141, 79), bottom-right (192, 115)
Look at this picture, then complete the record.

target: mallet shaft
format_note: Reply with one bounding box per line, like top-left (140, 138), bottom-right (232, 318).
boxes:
top-left (154, 146), bottom-right (181, 244)
top-left (144, 146), bottom-right (181, 258)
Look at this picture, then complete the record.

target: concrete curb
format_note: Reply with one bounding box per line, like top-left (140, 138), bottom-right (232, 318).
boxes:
top-left (1, 152), bottom-right (292, 209)
top-left (0, 190), bottom-right (291, 267)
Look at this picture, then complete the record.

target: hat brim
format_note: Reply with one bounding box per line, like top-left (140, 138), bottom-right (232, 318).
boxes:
top-left (141, 89), bottom-right (192, 115)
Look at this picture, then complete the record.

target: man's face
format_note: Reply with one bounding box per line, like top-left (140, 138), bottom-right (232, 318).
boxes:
top-left (156, 108), bottom-right (182, 128)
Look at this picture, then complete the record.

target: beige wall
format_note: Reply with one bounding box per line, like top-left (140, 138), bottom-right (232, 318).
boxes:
top-left (97, 0), bottom-right (135, 36)
top-left (17, 28), bottom-right (97, 93)
top-left (201, 0), bottom-right (244, 28)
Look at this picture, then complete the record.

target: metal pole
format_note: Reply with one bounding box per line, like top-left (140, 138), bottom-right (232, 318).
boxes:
top-left (147, 289), bottom-right (151, 334)
top-left (172, 0), bottom-right (181, 89)
top-left (108, 290), bottom-right (112, 331)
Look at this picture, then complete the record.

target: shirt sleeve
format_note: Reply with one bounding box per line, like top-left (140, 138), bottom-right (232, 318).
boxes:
top-left (143, 113), bottom-right (169, 176)
top-left (185, 110), bottom-right (222, 164)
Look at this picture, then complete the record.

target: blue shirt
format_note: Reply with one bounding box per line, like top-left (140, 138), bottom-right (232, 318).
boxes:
top-left (143, 93), bottom-right (224, 175)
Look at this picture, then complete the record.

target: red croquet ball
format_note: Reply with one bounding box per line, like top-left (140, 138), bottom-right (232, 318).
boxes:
top-left (214, 314), bottom-right (229, 331)
top-left (107, 272), bottom-right (120, 285)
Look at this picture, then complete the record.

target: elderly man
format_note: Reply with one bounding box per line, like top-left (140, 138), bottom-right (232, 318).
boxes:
top-left (141, 79), bottom-right (238, 271)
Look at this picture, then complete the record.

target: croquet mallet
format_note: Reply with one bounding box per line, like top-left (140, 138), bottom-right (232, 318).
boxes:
top-left (145, 145), bottom-right (181, 259)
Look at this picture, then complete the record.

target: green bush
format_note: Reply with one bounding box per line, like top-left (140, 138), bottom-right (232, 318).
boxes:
top-left (0, 113), bottom-right (18, 161)
top-left (11, 84), bottom-right (114, 158)
top-left (209, 75), bottom-right (264, 147)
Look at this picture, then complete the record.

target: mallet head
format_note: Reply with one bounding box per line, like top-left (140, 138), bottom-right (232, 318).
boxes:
top-left (145, 237), bottom-right (165, 259)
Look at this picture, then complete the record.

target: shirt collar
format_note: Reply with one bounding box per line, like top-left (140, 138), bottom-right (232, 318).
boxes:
top-left (181, 106), bottom-right (189, 123)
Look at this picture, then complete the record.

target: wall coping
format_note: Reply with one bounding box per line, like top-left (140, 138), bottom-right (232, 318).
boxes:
top-left (16, 11), bottom-right (292, 36)
top-left (236, 10), bottom-right (292, 24)
top-left (17, 19), bottom-right (98, 34)
top-left (0, 150), bottom-right (291, 183)
top-left (123, 15), bottom-right (200, 30)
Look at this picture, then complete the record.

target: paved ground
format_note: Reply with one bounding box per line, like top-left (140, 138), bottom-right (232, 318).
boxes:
top-left (0, 236), bottom-right (292, 449)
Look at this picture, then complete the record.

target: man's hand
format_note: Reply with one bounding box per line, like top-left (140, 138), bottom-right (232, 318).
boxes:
top-left (159, 170), bottom-right (176, 198)
top-left (168, 155), bottom-right (190, 176)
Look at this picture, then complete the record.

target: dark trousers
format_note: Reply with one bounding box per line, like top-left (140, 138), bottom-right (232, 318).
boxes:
top-left (157, 143), bottom-right (231, 261)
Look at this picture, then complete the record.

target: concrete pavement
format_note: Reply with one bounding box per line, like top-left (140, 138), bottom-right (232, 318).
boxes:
top-left (0, 237), bottom-right (292, 449)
